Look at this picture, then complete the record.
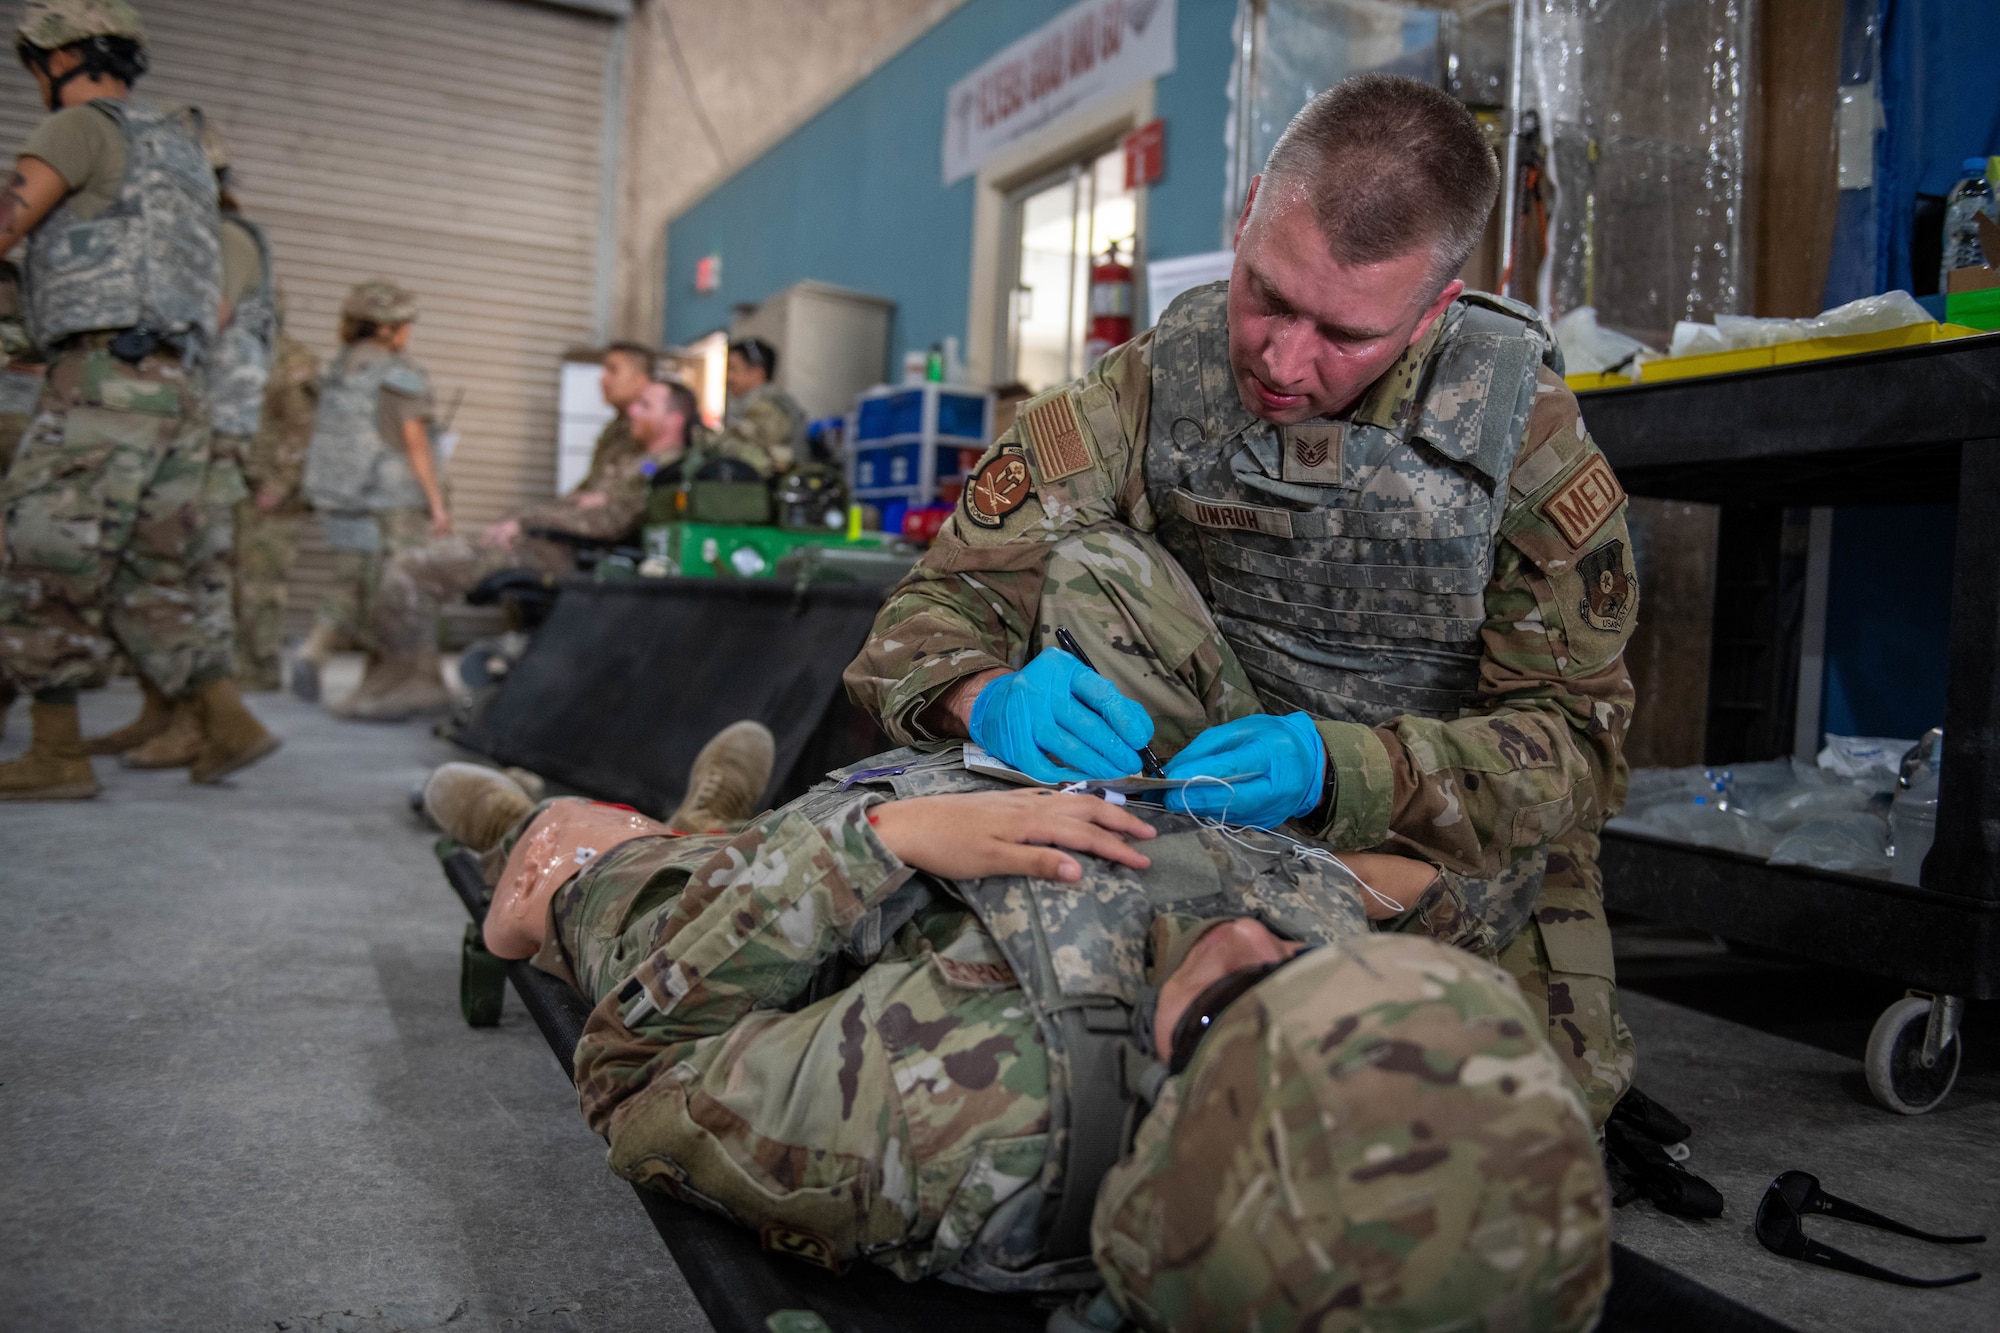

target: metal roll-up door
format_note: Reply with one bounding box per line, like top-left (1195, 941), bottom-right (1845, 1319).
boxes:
top-left (0, 0), bottom-right (617, 639)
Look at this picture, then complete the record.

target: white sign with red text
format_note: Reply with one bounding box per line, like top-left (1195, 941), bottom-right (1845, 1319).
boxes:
top-left (943, 0), bottom-right (1177, 185)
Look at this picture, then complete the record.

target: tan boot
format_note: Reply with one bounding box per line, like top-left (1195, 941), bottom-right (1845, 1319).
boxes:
top-left (290, 623), bottom-right (340, 702)
top-left (666, 721), bottom-right (775, 832)
top-left (188, 678), bottom-right (283, 784)
top-left (120, 697), bottom-right (203, 769)
top-left (84, 678), bottom-right (174, 755)
top-left (0, 700), bottom-right (101, 800)
top-left (423, 762), bottom-right (535, 852)
top-left (331, 650), bottom-right (452, 722)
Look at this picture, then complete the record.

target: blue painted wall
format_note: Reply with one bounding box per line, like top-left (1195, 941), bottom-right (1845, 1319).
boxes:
top-left (663, 0), bottom-right (1240, 356)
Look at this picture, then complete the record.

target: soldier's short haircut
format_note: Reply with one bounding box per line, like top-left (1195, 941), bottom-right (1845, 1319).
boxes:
top-left (1260, 73), bottom-right (1499, 292)
top-left (604, 341), bottom-right (657, 379)
top-left (664, 380), bottom-right (699, 430)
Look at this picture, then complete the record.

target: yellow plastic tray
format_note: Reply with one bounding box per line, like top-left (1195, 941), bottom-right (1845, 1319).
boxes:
top-left (1636, 322), bottom-right (1983, 384)
top-left (1636, 346), bottom-right (1776, 383)
top-left (1564, 371), bottom-right (1633, 392)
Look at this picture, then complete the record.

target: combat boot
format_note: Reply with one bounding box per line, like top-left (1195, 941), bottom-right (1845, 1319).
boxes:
top-left (666, 720), bottom-right (775, 832)
top-left (290, 623), bottom-right (340, 702)
top-left (120, 696), bottom-right (203, 769)
top-left (0, 700), bottom-right (101, 800)
top-left (83, 678), bottom-right (174, 755)
top-left (188, 678), bottom-right (283, 784)
top-left (423, 762), bottom-right (535, 853)
top-left (331, 651), bottom-right (452, 722)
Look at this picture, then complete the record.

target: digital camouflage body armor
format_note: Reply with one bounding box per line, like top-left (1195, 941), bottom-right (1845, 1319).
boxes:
top-left (207, 214), bottom-right (276, 436)
top-left (830, 747), bottom-right (1369, 1284)
top-left (302, 344), bottom-right (434, 546)
top-left (23, 99), bottom-right (220, 354)
top-left (1144, 282), bottom-right (1560, 730)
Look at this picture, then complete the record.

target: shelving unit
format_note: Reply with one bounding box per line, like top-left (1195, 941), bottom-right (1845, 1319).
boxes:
top-left (1583, 331), bottom-right (2000, 1112)
top-left (846, 382), bottom-right (994, 533)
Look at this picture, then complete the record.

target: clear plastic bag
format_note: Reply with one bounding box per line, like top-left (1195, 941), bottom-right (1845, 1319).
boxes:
top-left (1768, 813), bottom-right (1893, 879)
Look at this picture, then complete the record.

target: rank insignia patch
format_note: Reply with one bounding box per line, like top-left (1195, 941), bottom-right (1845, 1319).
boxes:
top-left (963, 451), bottom-right (1033, 528)
top-left (761, 1222), bottom-right (841, 1271)
top-left (1280, 422), bottom-right (1344, 485)
top-left (1020, 393), bottom-right (1094, 482)
top-left (1577, 538), bottom-right (1635, 632)
top-left (1538, 453), bottom-right (1626, 548)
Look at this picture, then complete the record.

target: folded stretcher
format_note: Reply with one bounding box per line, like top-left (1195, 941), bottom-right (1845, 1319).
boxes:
top-left (438, 846), bottom-right (1785, 1333)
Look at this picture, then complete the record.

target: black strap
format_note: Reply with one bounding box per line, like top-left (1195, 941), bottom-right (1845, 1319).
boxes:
top-left (1046, 1004), bottom-right (1138, 1258)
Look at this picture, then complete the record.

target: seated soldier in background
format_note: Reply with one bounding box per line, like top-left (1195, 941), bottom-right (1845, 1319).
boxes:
top-left (422, 738), bottom-right (1611, 1331)
top-left (703, 336), bottom-right (805, 477)
top-left (329, 375), bottom-right (698, 721)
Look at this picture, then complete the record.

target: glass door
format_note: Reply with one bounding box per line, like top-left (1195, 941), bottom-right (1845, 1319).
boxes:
top-left (1004, 143), bottom-right (1138, 391)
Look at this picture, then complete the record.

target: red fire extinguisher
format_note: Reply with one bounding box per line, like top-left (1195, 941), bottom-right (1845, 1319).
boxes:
top-left (1086, 241), bottom-right (1134, 364)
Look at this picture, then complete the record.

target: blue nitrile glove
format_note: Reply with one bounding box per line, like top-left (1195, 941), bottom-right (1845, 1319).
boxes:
top-left (1162, 712), bottom-right (1325, 828)
top-left (968, 647), bottom-right (1156, 783)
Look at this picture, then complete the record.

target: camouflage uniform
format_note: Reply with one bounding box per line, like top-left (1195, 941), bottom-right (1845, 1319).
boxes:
top-left (846, 284), bottom-right (1639, 1125)
top-left (710, 381), bottom-right (805, 476)
top-left (367, 412), bottom-right (653, 659)
top-left (232, 334), bottom-right (317, 688)
top-left (0, 95), bottom-right (222, 696)
top-left (533, 749), bottom-right (1608, 1323)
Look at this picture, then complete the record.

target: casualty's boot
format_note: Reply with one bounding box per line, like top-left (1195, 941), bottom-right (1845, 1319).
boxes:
top-left (83, 677), bottom-right (174, 755)
top-left (331, 650), bottom-right (452, 722)
top-left (188, 678), bottom-right (283, 784)
top-left (120, 697), bottom-right (203, 769)
top-left (423, 762), bottom-right (535, 853)
top-left (0, 700), bottom-right (101, 800)
top-left (290, 623), bottom-right (340, 702)
top-left (666, 720), bottom-right (775, 832)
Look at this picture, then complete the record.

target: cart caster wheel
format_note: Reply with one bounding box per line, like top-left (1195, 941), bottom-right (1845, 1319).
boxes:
top-left (1865, 994), bottom-right (1961, 1115)
top-left (460, 921), bottom-right (505, 1028)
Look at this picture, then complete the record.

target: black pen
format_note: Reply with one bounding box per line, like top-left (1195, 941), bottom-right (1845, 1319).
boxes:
top-left (1053, 625), bottom-right (1167, 779)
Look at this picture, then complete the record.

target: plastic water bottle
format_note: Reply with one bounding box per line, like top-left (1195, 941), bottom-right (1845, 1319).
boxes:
top-left (1889, 756), bottom-right (1940, 887)
top-left (1940, 158), bottom-right (1995, 290)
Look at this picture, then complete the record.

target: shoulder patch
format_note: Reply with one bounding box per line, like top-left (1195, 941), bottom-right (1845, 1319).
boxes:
top-left (1537, 453), bottom-right (1625, 548)
top-left (1020, 392), bottom-right (1094, 483)
top-left (1575, 537), bottom-right (1636, 634)
top-left (962, 450), bottom-right (1033, 528)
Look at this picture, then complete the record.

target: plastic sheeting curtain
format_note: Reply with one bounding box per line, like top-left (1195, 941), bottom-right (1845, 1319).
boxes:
top-left (1225, 0), bottom-right (1755, 343)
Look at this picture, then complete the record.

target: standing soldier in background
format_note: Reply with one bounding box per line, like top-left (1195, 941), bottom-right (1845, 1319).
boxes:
top-left (0, 0), bottom-right (278, 799)
top-left (230, 309), bottom-right (316, 690)
top-left (0, 259), bottom-right (42, 739)
top-left (87, 109), bottom-right (280, 764)
top-left (291, 280), bottom-right (448, 703)
top-left (703, 336), bottom-right (803, 476)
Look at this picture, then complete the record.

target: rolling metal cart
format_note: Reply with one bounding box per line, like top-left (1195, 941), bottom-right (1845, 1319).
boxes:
top-left (1584, 332), bottom-right (2000, 1114)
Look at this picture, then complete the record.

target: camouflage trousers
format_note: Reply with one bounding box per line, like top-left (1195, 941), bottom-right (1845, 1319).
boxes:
top-left (314, 506), bottom-right (430, 654)
top-left (373, 531), bottom-right (569, 658)
top-left (183, 439), bottom-right (254, 684)
top-left (541, 787), bottom-right (1608, 1322)
top-left (233, 501), bottom-right (304, 690)
top-left (1032, 523), bottom-right (1635, 1126)
top-left (0, 344), bottom-right (219, 696)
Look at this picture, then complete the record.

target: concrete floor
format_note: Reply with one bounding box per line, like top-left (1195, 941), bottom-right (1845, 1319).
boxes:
top-left (5, 674), bottom-right (1999, 1333)
top-left (0, 669), bottom-right (711, 1333)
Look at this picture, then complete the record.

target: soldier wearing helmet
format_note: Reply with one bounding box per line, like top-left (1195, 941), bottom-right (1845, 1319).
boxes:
top-left (291, 278), bottom-right (451, 704)
top-left (86, 106), bottom-right (294, 763)
top-left (420, 741), bottom-right (1613, 1329)
top-left (0, 0), bottom-right (280, 799)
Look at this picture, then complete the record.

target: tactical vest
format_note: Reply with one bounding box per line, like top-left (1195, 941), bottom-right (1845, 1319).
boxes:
top-left (302, 344), bottom-right (434, 516)
top-left (827, 747), bottom-right (1369, 1283)
top-left (208, 215), bottom-right (277, 437)
top-left (24, 99), bottom-right (221, 355)
top-left (1143, 282), bottom-right (1560, 728)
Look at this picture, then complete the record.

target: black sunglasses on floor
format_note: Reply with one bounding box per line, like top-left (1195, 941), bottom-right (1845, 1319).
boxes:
top-left (1755, 1170), bottom-right (1984, 1288)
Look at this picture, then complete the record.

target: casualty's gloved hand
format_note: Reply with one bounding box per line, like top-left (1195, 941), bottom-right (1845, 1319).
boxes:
top-left (969, 647), bottom-right (1156, 783)
top-left (1162, 712), bottom-right (1325, 828)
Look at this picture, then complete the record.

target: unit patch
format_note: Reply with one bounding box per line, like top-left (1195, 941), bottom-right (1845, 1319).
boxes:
top-left (761, 1222), bottom-right (842, 1271)
top-left (963, 451), bottom-right (1033, 528)
top-left (1020, 393), bottom-right (1094, 483)
top-left (1576, 538), bottom-right (1635, 632)
top-left (1537, 453), bottom-right (1626, 548)
top-left (1280, 421), bottom-right (1345, 485)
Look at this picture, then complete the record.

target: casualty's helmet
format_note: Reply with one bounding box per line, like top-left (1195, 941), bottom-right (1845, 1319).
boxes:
top-left (15, 0), bottom-right (146, 58)
top-left (1090, 933), bottom-right (1613, 1332)
top-left (341, 279), bottom-right (419, 327)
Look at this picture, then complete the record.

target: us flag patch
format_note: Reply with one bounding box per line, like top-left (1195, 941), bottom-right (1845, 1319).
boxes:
top-left (1020, 393), bottom-right (1094, 483)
